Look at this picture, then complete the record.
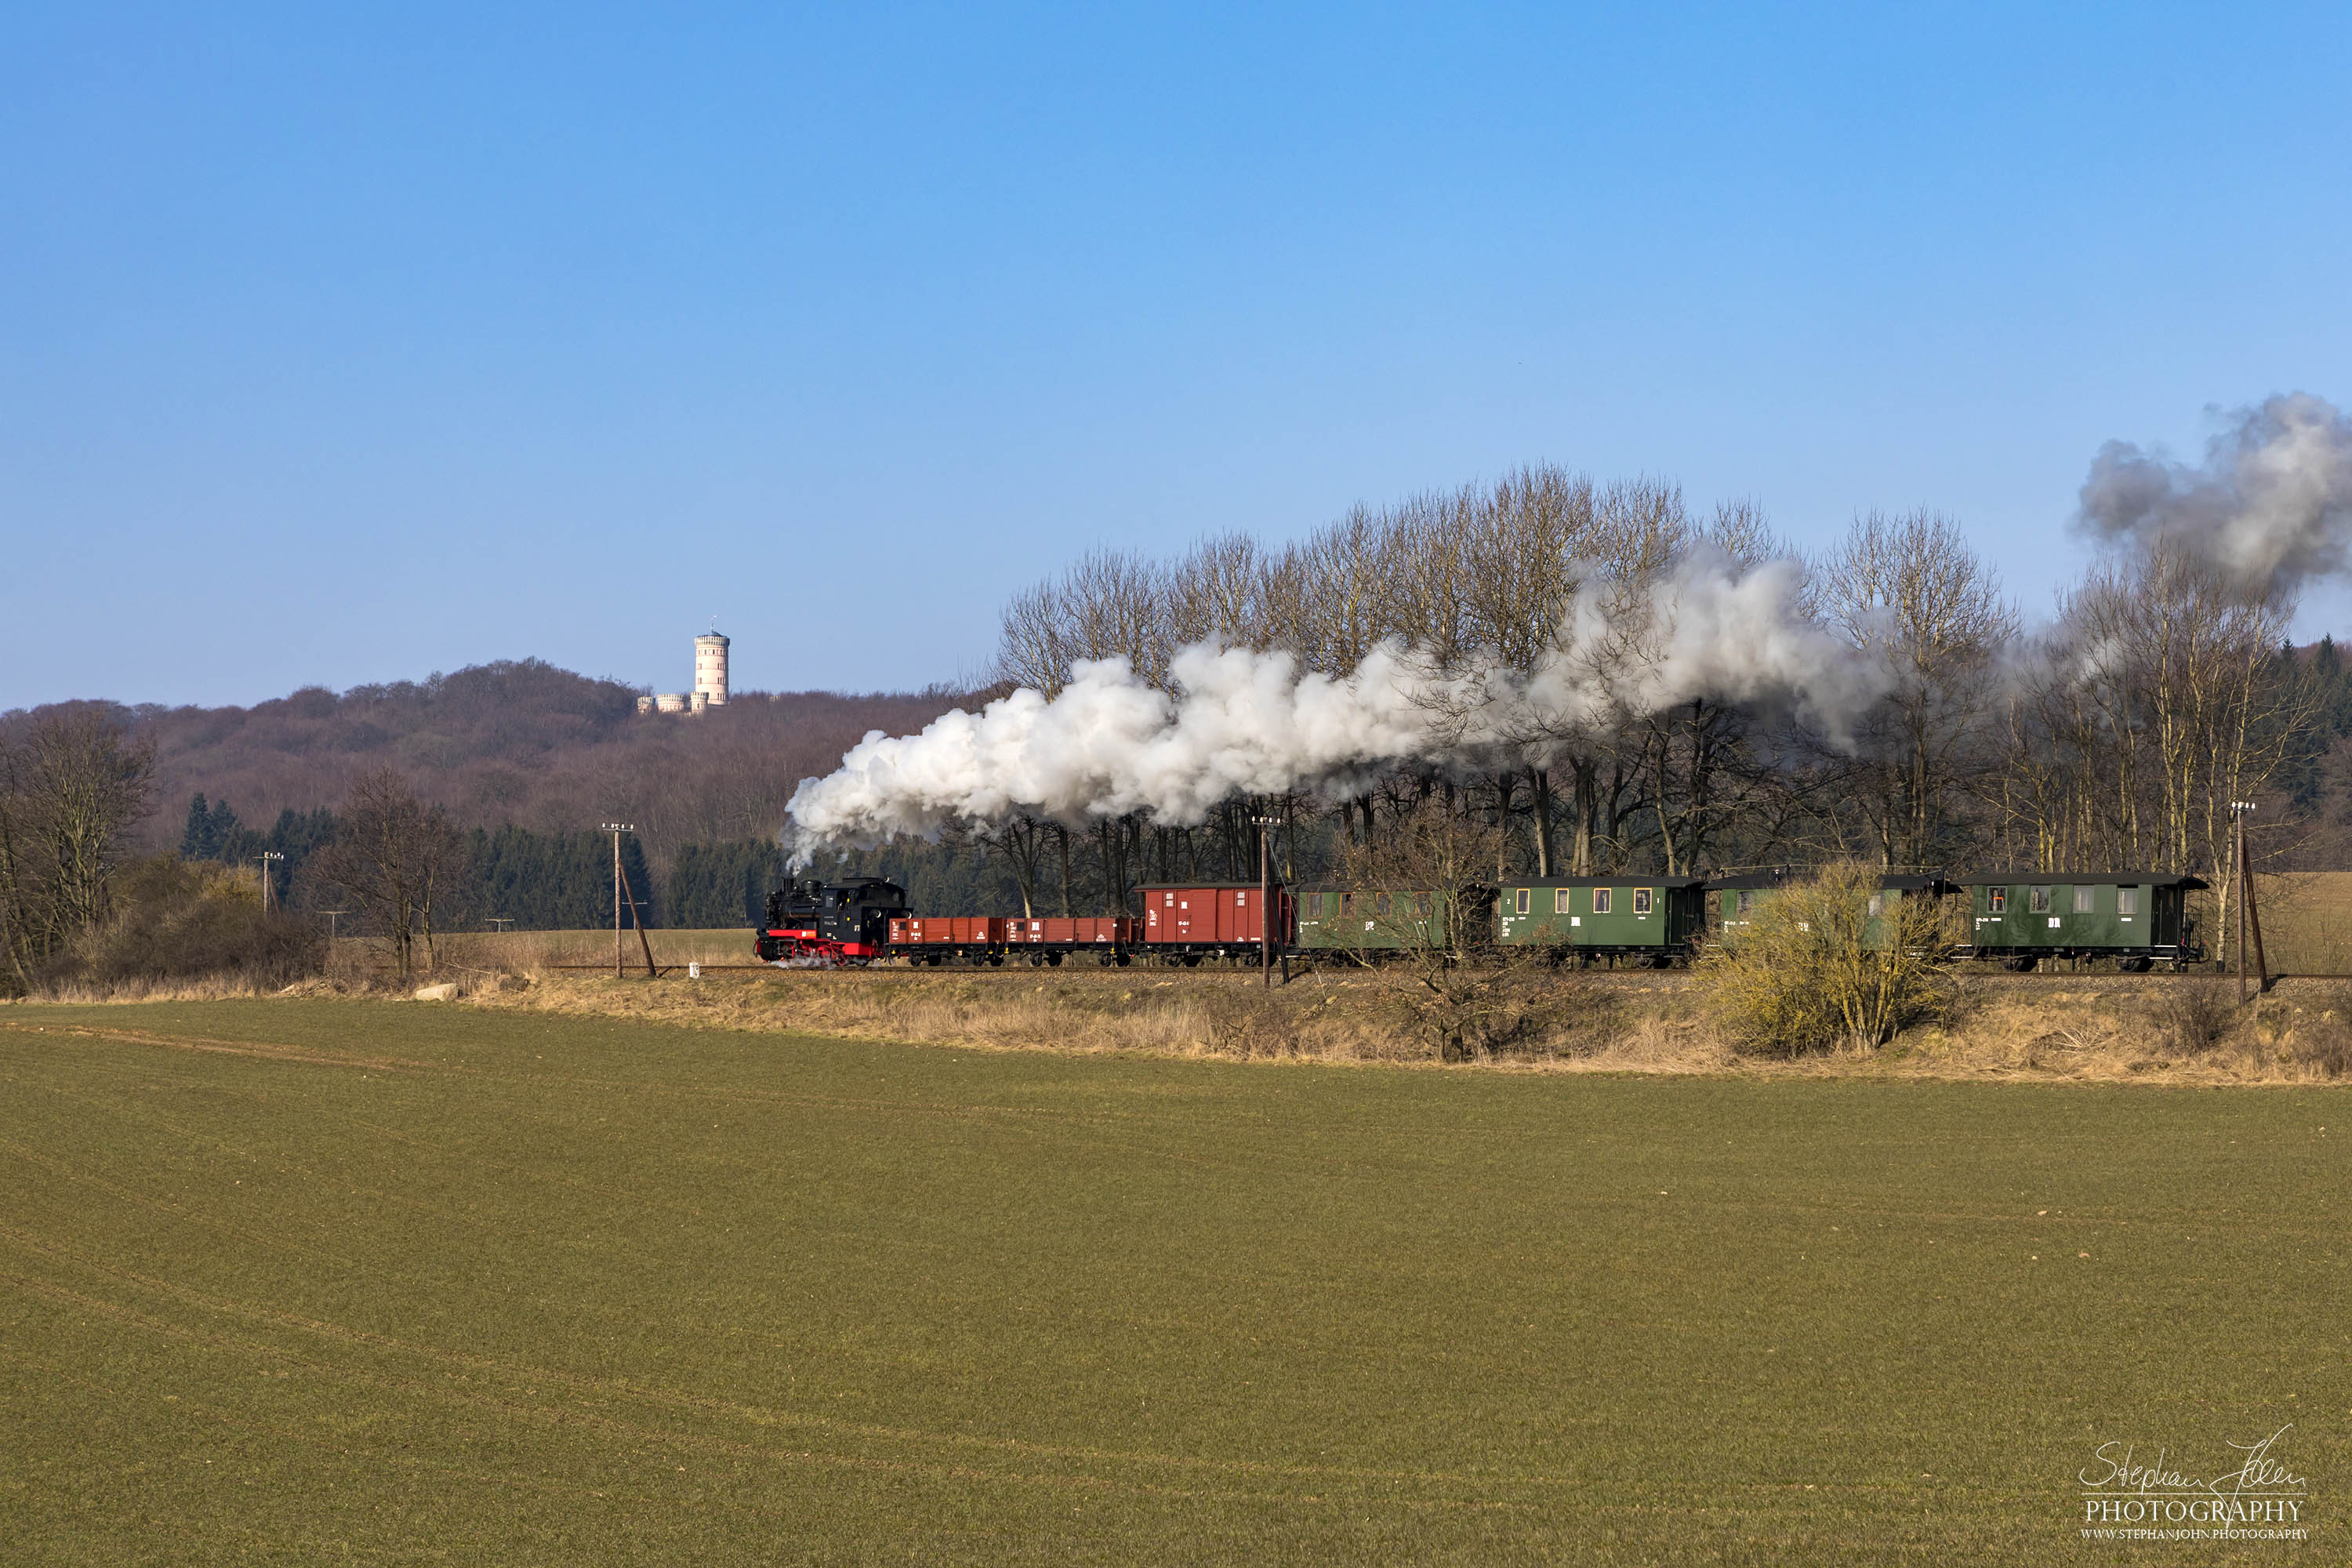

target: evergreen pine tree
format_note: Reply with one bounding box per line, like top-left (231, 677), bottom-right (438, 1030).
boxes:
top-left (180, 794), bottom-right (212, 859)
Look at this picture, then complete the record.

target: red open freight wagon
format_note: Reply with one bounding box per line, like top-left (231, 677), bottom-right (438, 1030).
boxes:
top-left (1005, 916), bottom-right (1136, 959)
top-left (889, 916), bottom-right (1008, 965)
top-left (893, 914), bottom-right (1140, 966)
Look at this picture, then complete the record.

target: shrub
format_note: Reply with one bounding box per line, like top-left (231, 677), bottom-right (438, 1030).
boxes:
top-left (2148, 982), bottom-right (2238, 1056)
top-left (45, 855), bottom-right (325, 995)
top-left (2286, 988), bottom-right (2352, 1078)
top-left (1697, 863), bottom-right (1951, 1056)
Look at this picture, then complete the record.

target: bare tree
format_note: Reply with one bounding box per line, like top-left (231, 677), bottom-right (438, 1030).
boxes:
top-left (312, 769), bottom-right (464, 977)
top-left (1819, 510), bottom-right (2016, 868)
top-left (1994, 540), bottom-right (2314, 953)
top-left (1461, 466), bottom-right (1595, 875)
top-left (0, 710), bottom-right (155, 992)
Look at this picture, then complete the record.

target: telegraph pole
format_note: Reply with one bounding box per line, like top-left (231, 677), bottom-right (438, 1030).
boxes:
top-left (601, 823), bottom-right (633, 978)
top-left (1251, 812), bottom-right (1279, 989)
top-left (2230, 800), bottom-right (2266, 1001)
top-left (258, 850), bottom-right (285, 914)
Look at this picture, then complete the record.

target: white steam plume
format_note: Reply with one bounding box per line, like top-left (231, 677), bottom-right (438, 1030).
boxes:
top-left (2077, 392), bottom-right (2352, 597)
top-left (786, 551), bottom-right (1888, 862)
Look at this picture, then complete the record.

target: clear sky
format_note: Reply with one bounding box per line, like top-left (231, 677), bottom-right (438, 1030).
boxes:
top-left (4, 2), bottom-right (2348, 709)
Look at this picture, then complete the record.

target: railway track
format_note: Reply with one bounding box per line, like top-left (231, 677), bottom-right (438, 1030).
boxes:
top-left (540, 960), bottom-right (2348, 983)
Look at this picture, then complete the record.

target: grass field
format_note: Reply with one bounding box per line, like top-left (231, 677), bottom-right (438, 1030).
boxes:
top-left (2, 1002), bottom-right (2346, 1563)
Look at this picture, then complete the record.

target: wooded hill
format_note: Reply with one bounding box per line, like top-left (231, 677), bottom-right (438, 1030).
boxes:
top-left (10, 660), bottom-right (1025, 925)
top-left (87, 659), bottom-right (975, 866)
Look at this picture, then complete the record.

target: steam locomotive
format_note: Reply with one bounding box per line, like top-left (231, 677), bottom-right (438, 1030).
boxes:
top-left (754, 877), bottom-right (907, 964)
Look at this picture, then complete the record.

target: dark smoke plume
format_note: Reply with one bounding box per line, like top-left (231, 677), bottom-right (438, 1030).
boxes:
top-left (2076, 392), bottom-right (2352, 599)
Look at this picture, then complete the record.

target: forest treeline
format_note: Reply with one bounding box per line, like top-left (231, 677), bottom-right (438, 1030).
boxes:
top-left (169, 793), bottom-right (1018, 931)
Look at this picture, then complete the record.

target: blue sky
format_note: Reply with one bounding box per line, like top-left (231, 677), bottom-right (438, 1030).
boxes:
top-left (4, 2), bottom-right (2348, 708)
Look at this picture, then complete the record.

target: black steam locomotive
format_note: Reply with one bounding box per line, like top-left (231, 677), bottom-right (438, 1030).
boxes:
top-left (755, 877), bottom-right (909, 964)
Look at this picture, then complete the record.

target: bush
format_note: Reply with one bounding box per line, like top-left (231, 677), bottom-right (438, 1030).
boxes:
top-left (2286, 987), bottom-right (2352, 1077)
top-left (2149, 982), bottom-right (2238, 1057)
top-left (45, 856), bottom-right (325, 995)
top-left (1697, 863), bottom-right (1951, 1056)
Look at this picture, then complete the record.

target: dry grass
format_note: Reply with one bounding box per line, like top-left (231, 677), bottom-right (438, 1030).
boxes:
top-left (336, 926), bottom-right (759, 973)
top-left (26, 937), bottom-right (2352, 1087)
top-left (459, 964), bottom-right (1666, 1069)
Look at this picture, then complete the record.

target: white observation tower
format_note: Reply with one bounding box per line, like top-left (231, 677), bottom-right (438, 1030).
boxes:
top-left (694, 631), bottom-right (730, 709)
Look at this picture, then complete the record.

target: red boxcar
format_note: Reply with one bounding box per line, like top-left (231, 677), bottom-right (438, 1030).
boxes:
top-left (1138, 884), bottom-right (1294, 949)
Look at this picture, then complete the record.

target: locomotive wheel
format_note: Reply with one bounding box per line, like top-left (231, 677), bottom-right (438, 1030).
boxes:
top-left (1182, 954), bottom-right (1202, 968)
top-left (1114, 953), bottom-right (1131, 967)
top-left (2002, 956), bottom-right (2038, 973)
top-left (2122, 956), bottom-right (2153, 974)
top-left (1047, 952), bottom-right (1063, 967)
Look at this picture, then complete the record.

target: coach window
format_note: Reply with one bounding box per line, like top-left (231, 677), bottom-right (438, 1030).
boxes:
top-left (1375, 893), bottom-right (1391, 916)
top-left (1632, 887), bottom-right (1653, 916)
top-left (1555, 887), bottom-right (1572, 914)
top-left (1415, 892), bottom-right (1431, 916)
top-left (1988, 887), bottom-right (2006, 912)
top-left (2029, 886), bottom-right (2051, 914)
top-left (2072, 886), bottom-right (2095, 914)
top-left (2118, 887), bottom-right (2140, 916)
top-left (1340, 893), bottom-right (1353, 916)
top-left (1867, 894), bottom-right (1884, 916)
top-left (1515, 887), bottom-right (1531, 916)
top-left (1736, 890), bottom-right (1755, 916)
top-left (1592, 887), bottom-right (1613, 915)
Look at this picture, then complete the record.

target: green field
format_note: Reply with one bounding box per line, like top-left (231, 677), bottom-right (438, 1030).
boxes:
top-left (2, 1004), bottom-right (2345, 1563)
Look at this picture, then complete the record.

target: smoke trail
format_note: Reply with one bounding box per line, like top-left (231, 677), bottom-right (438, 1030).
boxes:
top-left (786, 551), bottom-right (1888, 860)
top-left (2077, 392), bottom-right (2352, 597)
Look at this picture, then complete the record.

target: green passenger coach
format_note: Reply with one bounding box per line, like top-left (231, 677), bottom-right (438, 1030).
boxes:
top-left (1708, 870), bottom-right (1958, 948)
top-left (1292, 885), bottom-right (1491, 956)
top-left (1494, 877), bottom-right (1708, 964)
top-left (1956, 872), bottom-right (2207, 971)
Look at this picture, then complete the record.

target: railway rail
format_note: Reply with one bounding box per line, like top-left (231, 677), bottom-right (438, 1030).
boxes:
top-left (540, 960), bottom-right (2343, 982)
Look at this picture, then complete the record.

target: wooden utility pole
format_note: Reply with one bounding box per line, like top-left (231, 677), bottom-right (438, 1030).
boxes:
top-left (618, 855), bottom-right (659, 978)
top-left (2228, 801), bottom-right (2264, 1001)
top-left (601, 823), bottom-right (633, 978)
top-left (1250, 812), bottom-right (1280, 988)
top-left (258, 850), bottom-right (284, 914)
top-left (2231, 800), bottom-right (2267, 1000)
